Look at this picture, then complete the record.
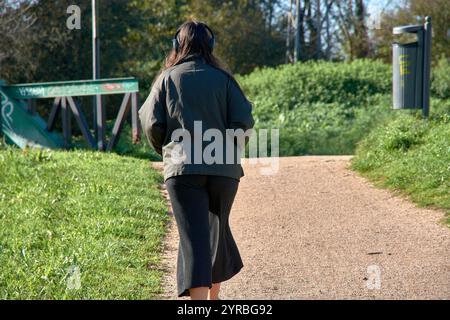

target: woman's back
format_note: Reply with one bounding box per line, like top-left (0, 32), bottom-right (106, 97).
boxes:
top-left (140, 54), bottom-right (253, 181)
top-left (163, 54), bottom-right (229, 133)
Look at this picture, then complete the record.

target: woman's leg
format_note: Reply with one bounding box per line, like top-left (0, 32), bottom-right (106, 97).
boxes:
top-left (208, 283), bottom-right (221, 300)
top-left (165, 175), bottom-right (212, 299)
top-left (207, 176), bottom-right (243, 287)
top-left (190, 287), bottom-right (209, 300)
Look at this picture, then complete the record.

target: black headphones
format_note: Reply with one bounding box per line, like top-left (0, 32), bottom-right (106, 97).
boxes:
top-left (172, 23), bottom-right (215, 52)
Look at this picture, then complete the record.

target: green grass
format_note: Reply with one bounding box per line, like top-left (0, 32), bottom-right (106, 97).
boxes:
top-left (0, 144), bottom-right (169, 299)
top-left (352, 100), bottom-right (450, 225)
top-left (113, 122), bottom-right (161, 161)
top-left (70, 121), bottom-right (161, 161)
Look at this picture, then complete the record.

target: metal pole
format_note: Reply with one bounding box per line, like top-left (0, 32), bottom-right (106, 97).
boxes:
top-left (92, 0), bottom-right (100, 81)
top-left (422, 16), bottom-right (432, 119)
top-left (92, 0), bottom-right (98, 142)
top-left (92, 0), bottom-right (105, 150)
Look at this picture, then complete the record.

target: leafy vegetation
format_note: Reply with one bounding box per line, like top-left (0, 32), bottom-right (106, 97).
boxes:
top-left (431, 57), bottom-right (450, 100)
top-left (0, 145), bottom-right (168, 299)
top-left (352, 100), bottom-right (450, 224)
top-left (239, 58), bottom-right (449, 156)
top-left (239, 59), bottom-right (393, 155)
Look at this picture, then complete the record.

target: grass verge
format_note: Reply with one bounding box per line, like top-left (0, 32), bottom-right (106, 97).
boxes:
top-left (352, 100), bottom-right (450, 225)
top-left (0, 145), bottom-right (168, 299)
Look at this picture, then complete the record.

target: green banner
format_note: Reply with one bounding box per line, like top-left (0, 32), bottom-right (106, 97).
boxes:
top-left (2, 78), bottom-right (139, 99)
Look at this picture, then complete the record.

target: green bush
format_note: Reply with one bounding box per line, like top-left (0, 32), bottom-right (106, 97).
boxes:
top-left (431, 57), bottom-right (450, 100)
top-left (240, 59), bottom-right (391, 115)
top-left (239, 59), bottom-right (449, 156)
top-left (239, 60), bottom-right (393, 155)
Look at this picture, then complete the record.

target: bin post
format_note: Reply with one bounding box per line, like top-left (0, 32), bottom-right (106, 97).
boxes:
top-left (392, 17), bottom-right (432, 118)
top-left (422, 16), bottom-right (432, 118)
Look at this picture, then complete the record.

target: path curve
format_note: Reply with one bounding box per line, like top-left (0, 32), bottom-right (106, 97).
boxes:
top-left (160, 156), bottom-right (450, 299)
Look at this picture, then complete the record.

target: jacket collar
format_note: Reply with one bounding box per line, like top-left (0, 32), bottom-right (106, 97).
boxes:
top-left (178, 53), bottom-right (204, 64)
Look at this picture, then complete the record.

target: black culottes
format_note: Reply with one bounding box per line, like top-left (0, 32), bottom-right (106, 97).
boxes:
top-left (165, 174), bottom-right (243, 297)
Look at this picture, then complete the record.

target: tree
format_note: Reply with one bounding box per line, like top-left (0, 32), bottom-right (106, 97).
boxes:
top-left (120, 0), bottom-right (286, 93)
top-left (0, 0), bottom-right (39, 82)
top-left (0, 0), bottom-right (92, 83)
top-left (294, 0), bottom-right (303, 62)
top-left (116, 0), bottom-right (189, 95)
top-left (335, 0), bottom-right (371, 60)
top-left (0, 0), bottom-right (142, 83)
top-left (287, 0), bottom-right (337, 62)
top-left (187, 0), bottom-right (285, 74)
top-left (372, 0), bottom-right (450, 63)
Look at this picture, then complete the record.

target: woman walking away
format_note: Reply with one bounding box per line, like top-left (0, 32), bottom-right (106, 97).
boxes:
top-left (139, 20), bottom-right (254, 300)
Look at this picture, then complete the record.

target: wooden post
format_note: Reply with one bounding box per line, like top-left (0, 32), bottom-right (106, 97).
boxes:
top-left (61, 97), bottom-right (72, 148)
top-left (106, 93), bottom-right (131, 151)
top-left (96, 95), bottom-right (105, 150)
top-left (96, 95), bottom-right (106, 151)
top-left (47, 97), bottom-right (61, 131)
top-left (27, 99), bottom-right (36, 115)
top-left (131, 92), bottom-right (140, 144)
top-left (67, 97), bottom-right (96, 148)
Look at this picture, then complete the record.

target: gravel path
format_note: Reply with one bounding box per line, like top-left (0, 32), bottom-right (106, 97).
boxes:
top-left (159, 156), bottom-right (450, 300)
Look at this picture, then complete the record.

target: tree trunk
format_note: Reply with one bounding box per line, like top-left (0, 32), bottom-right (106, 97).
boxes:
top-left (324, 0), bottom-right (332, 59)
top-left (354, 0), bottom-right (369, 58)
top-left (294, 0), bottom-right (302, 62)
top-left (286, 0), bottom-right (293, 63)
top-left (315, 0), bottom-right (322, 59)
top-left (267, 0), bottom-right (274, 34)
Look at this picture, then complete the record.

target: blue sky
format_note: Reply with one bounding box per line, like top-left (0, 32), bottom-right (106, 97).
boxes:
top-left (367, 0), bottom-right (403, 15)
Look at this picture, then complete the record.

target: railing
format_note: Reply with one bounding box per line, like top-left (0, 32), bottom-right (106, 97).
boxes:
top-left (2, 78), bottom-right (141, 151)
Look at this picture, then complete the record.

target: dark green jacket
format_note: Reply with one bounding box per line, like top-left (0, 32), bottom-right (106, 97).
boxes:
top-left (139, 54), bottom-right (254, 181)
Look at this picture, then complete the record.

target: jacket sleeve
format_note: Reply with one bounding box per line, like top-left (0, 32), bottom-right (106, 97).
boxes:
top-left (138, 74), bottom-right (167, 155)
top-left (226, 77), bottom-right (255, 132)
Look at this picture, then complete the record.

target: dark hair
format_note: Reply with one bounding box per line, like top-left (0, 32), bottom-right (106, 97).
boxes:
top-left (164, 20), bottom-right (232, 76)
top-left (161, 20), bottom-right (249, 100)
